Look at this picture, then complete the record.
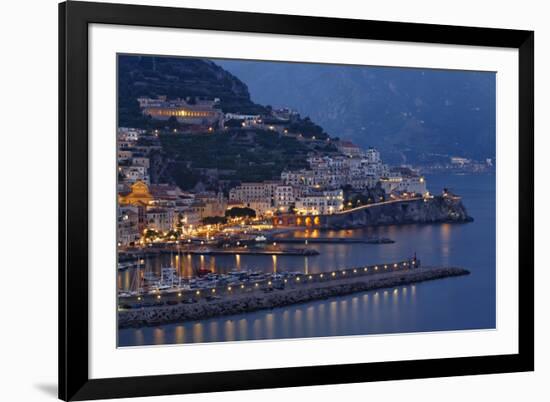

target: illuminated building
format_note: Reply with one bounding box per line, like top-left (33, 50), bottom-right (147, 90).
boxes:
top-left (295, 189), bottom-right (344, 215)
top-left (146, 208), bottom-right (174, 233)
top-left (379, 176), bottom-right (427, 195)
top-left (118, 180), bottom-right (154, 206)
top-left (137, 96), bottom-right (222, 125)
top-left (119, 165), bottom-right (149, 184)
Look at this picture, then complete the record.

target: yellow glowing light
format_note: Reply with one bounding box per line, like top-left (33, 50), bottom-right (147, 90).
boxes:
top-left (211, 289), bottom-right (216, 293)
top-left (309, 275), bottom-right (313, 280)
top-left (241, 284), bottom-right (244, 289)
top-left (296, 277), bottom-right (300, 281)
top-left (157, 295), bottom-right (161, 299)
top-left (137, 297), bottom-right (142, 301)
top-left (364, 268), bottom-right (368, 272)
top-left (331, 272), bottom-right (336, 277)
top-left (255, 283), bottom-right (259, 287)
top-left (228, 286), bottom-right (232, 291)
top-left (177, 293), bottom-right (181, 297)
top-left (268, 281), bottom-right (272, 285)
top-left (196, 290), bottom-right (200, 295)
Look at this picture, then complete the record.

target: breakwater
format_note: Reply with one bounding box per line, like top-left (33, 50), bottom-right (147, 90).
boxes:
top-left (118, 266), bottom-right (469, 328)
top-left (270, 237), bottom-right (394, 244)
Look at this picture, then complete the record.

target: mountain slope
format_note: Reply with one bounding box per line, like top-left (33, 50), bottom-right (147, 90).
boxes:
top-left (216, 59), bottom-right (496, 164)
top-left (117, 55), bottom-right (268, 128)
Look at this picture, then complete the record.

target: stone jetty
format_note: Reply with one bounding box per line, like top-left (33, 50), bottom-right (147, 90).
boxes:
top-left (118, 266), bottom-right (469, 328)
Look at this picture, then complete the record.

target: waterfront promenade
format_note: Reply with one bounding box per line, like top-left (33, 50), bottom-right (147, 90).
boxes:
top-left (118, 262), bottom-right (470, 328)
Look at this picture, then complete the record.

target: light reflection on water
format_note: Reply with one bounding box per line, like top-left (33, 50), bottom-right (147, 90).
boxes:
top-left (118, 173), bottom-right (496, 346)
top-left (120, 285), bottom-right (424, 345)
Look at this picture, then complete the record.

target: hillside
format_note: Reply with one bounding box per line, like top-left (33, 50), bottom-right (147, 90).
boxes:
top-left (117, 55), bottom-right (268, 128)
top-left (118, 55), bottom-right (335, 190)
top-left (159, 130), bottom-right (311, 190)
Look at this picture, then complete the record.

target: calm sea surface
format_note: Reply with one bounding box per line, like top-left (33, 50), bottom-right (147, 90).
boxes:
top-left (118, 173), bottom-right (496, 346)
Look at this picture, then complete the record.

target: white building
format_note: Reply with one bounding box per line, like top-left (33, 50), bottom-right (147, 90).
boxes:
top-left (119, 165), bottom-right (149, 184)
top-left (364, 147), bottom-right (381, 164)
top-left (246, 200), bottom-right (272, 217)
top-left (224, 113), bottom-right (261, 121)
top-left (117, 127), bottom-right (144, 142)
top-left (337, 140), bottom-right (363, 157)
top-left (146, 207), bottom-right (174, 233)
top-left (274, 185), bottom-right (296, 209)
top-left (229, 181), bottom-right (280, 205)
top-left (117, 206), bottom-right (140, 246)
top-left (295, 189), bottom-right (344, 215)
top-left (379, 176), bottom-right (427, 195)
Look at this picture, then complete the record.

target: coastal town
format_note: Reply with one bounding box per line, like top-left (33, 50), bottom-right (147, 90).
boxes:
top-left (118, 95), bottom-right (434, 251)
top-left (113, 56), bottom-right (490, 341)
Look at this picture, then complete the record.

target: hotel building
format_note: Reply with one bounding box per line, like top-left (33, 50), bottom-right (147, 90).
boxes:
top-left (137, 96), bottom-right (223, 126)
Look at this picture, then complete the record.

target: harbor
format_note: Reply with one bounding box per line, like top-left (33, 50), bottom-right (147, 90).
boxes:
top-left (118, 173), bottom-right (495, 345)
top-left (267, 237), bottom-right (394, 244)
top-left (118, 260), bottom-right (470, 328)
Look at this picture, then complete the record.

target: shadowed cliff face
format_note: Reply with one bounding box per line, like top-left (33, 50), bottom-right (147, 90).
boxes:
top-left (216, 59), bottom-right (496, 164)
top-left (323, 196), bottom-right (472, 229)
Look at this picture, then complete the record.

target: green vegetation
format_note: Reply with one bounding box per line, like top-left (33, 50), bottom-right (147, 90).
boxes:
top-left (118, 55), bottom-right (266, 128)
top-left (225, 207), bottom-right (256, 218)
top-left (201, 216), bottom-right (227, 225)
top-left (288, 117), bottom-right (328, 139)
top-left (160, 130), bottom-right (310, 189)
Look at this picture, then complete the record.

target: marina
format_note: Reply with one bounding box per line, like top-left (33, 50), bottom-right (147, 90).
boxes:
top-left (268, 237), bottom-right (394, 244)
top-left (118, 259), bottom-right (470, 328)
top-left (118, 256), bottom-right (421, 304)
top-left (118, 173), bottom-right (495, 346)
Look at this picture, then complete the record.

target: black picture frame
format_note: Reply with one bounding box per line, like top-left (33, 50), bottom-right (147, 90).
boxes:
top-left (59, 1), bottom-right (534, 400)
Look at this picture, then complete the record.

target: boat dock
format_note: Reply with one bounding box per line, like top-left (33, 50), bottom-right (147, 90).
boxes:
top-left (118, 259), bottom-right (469, 328)
top-left (184, 247), bottom-right (319, 256)
top-left (268, 237), bottom-right (394, 245)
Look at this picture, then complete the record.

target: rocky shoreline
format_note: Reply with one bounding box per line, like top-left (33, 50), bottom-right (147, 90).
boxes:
top-left (322, 196), bottom-right (473, 229)
top-left (118, 267), bottom-right (470, 328)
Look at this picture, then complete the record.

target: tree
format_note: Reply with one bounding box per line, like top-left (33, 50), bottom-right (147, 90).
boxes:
top-left (143, 229), bottom-right (159, 241)
top-left (225, 207), bottom-right (256, 219)
top-left (224, 119), bottom-right (244, 128)
top-left (164, 229), bottom-right (179, 240)
top-left (167, 116), bottom-right (179, 130)
top-left (175, 213), bottom-right (184, 234)
top-left (201, 216), bottom-right (227, 225)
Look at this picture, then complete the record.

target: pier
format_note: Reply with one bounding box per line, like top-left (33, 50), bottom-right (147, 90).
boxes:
top-left (118, 260), bottom-right (470, 328)
top-left (185, 247), bottom-right (319, 256)
top-left (269, 237), bottom-right (394, 245)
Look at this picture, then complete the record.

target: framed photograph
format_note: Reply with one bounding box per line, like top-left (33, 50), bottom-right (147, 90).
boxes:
top-left (59, 1), bottom-right (534, 400)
